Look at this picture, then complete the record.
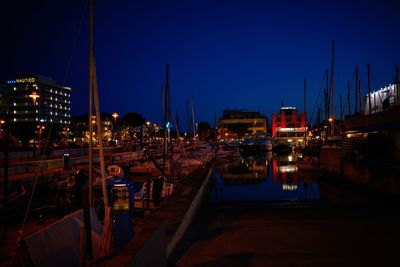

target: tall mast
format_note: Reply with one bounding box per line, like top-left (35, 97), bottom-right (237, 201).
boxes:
top-left (330, 40), bottom-right (335, 136)
top-left (190, 96), bottom-right (195, 139)
top-left (84, 0), bottom-right (94, 262)
top-left (304, 77), bottom-right (307, 123)
top-left (325, 70), bottom-right (329, 122)
top-left (88, 0), bottom-right (94, 207)
top-left (396, 65), bottom-right (399, 104)
top-left (163, 64), bottom-right (170, 173)
top-left (347, 80), bottom-right (351, 116)
top-left (367, 64), bottom-right (372, 116)
top-left (359, 80), bottom-right (362, 114)
top-left (355, 66), bottom-right (359, 114)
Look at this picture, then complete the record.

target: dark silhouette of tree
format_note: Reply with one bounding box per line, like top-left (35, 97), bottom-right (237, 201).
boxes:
top-left (123, 112), bottom-right (145, 128)
top-left (197, 122), bottom-right (211, 140)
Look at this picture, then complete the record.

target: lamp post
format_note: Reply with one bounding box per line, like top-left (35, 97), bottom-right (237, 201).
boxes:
top-left (29, 91), bottom-right (40, 159)
top-left (112, 112), bottom-right (118, 146)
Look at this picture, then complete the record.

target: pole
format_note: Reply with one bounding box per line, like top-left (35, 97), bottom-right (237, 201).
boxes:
top-left (347, 80), bottom-right (351, 116)
top-left (163, 64), bottom-right (169, 175)
top-left (396, 65), bottom-right (399, 104)
top-left (367, 64), bottom-right (372, 116)
top-left (88, 0), bottom-right (94, 207)
top-left (304, 77), bottom-right (307, 123)
top-left (330, 40), bottom-right (335, 136)
top-left (340, 95), bottom-right (343, 122)
top-left (325, 70), bottom-right (329, 122)
top-left (359, 80), bottom-right (362, 114)
top-left (355, 66), bottom-right (359, 114)
top-left (3, 114), bottom-right (9, 214)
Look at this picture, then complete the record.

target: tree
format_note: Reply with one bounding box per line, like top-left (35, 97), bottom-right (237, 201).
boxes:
top-left (197, 122), bottom-right (211, 140)
top-left (123, 112), bottom-right (145, 128)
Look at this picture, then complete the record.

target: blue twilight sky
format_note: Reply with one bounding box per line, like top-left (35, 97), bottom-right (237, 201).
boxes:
top-left (1, 0), bottom-right (399, 130)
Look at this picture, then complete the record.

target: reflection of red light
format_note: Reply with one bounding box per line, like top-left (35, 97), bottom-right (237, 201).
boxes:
top-left (281, 172), bottom-right (287, 184)
top-left (272, 159), bottom-right (278, 183)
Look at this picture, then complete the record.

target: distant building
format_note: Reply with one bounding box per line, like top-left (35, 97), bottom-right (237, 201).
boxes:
top-left (2, 76), bottom-right (71, 125)
top-left (271, 106), bottom-right (306, 146)
top-left (217, 109), bottom-right (267, 139)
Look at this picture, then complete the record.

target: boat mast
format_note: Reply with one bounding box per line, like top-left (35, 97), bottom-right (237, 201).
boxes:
top-left (88, 0), bottom-right (94, 207)
top-left (367, 64), bottom-right (372, 116)
top-left (330, 40), bottom-right (335, 136)
top-left (304, 77), bottom-right (307, 124)
top-left (303, 76), bottom-right (307, 143)
top-left (83, 0), bottom-right (94, 262)
top-left (396, 65), bottom-right (399, 104)
top-left (163, 63), bottom-right (171, 174)
top-left (347, 80), bottom-right (351, 116)
top-left (325, 70), bottom-right (329, 123)
top-left (355, 66), bottom-right (358, 114)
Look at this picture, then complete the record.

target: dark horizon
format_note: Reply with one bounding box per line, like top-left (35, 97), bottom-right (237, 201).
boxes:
top-left (1, 0), bottom-right (400, 130)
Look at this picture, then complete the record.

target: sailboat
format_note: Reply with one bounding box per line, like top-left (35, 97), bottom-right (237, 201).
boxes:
top-left (17, 1), bottom-right (113, 265)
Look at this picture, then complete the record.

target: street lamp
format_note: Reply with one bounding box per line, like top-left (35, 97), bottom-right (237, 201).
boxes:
top-left (29, 91), bottom-right (40, 105)
top-left (112, 112), bottom-right (118, 145)
top-left (36, 125), bottom-right (45, 152)
top-left (29, 92), bottom-right (40, 159)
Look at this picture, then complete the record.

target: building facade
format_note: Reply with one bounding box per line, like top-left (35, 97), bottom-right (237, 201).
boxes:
top-left (217, 109), bottom-right (267, 139)
top-left (3, 76), bottom-right (71, 125)
top-left (271, 106), bottom-right (306, 146)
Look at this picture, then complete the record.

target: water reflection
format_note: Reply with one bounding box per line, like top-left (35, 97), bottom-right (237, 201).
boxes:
top-left (211, 152), bottom-right (320, 203)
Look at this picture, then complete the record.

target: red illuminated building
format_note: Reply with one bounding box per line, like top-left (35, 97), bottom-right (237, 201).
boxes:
top-left (271, 106), bottom-right (306, 146)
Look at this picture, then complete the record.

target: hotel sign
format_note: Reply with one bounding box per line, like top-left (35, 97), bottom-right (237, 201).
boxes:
top-left (7, 77), bottom-right (36, 84)
top-left (16, 77), bottom-right (36, 83)
top-left (277, 127), bottom-right (306, 132)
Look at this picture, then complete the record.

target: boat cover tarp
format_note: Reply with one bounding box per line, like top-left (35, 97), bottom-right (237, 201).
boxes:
top-left (20, 208), bottom-right (103, 267)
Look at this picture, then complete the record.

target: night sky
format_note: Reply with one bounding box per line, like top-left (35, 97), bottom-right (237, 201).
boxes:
top-left (1, 0), bottom-right (399, 130)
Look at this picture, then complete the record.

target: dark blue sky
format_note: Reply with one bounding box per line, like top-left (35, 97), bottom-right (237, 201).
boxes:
top-left (1, 0), bottom-right (399, 130)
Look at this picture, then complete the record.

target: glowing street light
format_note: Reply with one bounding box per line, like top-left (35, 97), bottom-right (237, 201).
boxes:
top-left (112, 112), bottom-right (119, 123)
top-left (112, 112), bottom-right (119, 145)
top-left (29, 91), bottom-right (40, 105)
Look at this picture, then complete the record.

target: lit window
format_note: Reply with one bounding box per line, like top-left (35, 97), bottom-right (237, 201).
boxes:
top-left (50, 119), bottom-right (53, 122)
top-left (13, 118), bottom-right (17, 122)
top-left (36, 110), bottom-right (38, 113)
top-left (13, 87), bottom-right (16, 91)
top-left (50, 112), bottom-right (53, 115)
top-left (50, 104), bottom-right (53, 107)
top-left (13, 110), bottom-right (16, 114)
top-left (13, 102), bottom-right (16, 106)
top-left (55, 112), bottom-right (58, 116)
top-left (50, 97), bottom-right (53, 100)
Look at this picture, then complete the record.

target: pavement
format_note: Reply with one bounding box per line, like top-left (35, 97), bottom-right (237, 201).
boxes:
top-left (169, 203), bottom-right (400, 267)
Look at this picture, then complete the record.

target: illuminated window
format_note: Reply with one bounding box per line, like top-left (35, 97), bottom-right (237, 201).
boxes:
top-left (13, 118), bottom-right (17, 122)
top-left (13, 102), bottom-right (16, 106)
top-left (13, 87), bottom-right (16, 91)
